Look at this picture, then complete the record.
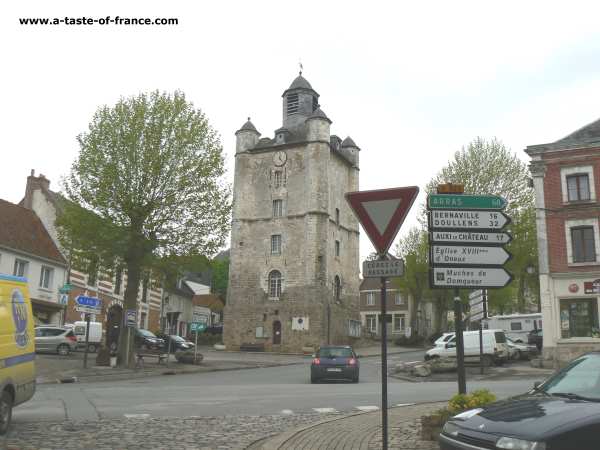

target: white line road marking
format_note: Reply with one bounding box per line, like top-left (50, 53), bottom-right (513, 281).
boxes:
top-left (395, 403), bottom-right (416, 407)
top-left (355, 406), bottom-right (379, 412)
top-left (313, 408), bottom-right (337, 413)
top-left (280, 409), bottom-right (294, 415)
top-left (124, 414), bottom-right (150, 419)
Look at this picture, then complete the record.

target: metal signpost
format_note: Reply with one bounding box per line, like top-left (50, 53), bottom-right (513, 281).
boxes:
top-left (125, 309), bottom-right (137, 367)
top-left (346, 186), bottom-right (419, 450)
top-left (427, 186), bottom-right (512, 395)
top-left (190, 322), bottom-right (207, 363)
top-left (75, 295), bottom-right (101, 369)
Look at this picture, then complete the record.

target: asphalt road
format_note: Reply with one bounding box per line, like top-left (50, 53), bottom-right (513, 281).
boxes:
top-left (14, 352), bottom-right (540, 423)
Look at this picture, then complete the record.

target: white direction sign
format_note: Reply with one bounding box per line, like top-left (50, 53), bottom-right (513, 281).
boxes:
top-left (429, 210), bottom-right (510, 230)
top-left (431, 267), bottom-right (512, 288)
top-left (469, 289), bottom-right (483, 301)
top-left (470, 310), bottom-right (485, 322)
top-left (470, 301), bottom-right (485, 315)
top-left (431, 245), bottom-right (511, 266)
top-left (363, 259), bottom-right (405, 278)
top-left (430, 231), bottom-right (512, 245)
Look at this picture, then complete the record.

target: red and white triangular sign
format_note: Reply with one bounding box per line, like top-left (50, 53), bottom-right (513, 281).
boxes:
top-left (345, 186), bottom-right (419, 255)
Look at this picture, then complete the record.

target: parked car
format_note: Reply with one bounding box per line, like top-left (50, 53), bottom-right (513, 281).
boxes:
top-left (134, 329), bottom-right (165, 351)
top-left (433, 332), bottom-right (455, 347)
top-left (70, 321), bottom-right (103, 352)
top-left (439, 351), bottom-right (600, 450)
top-left (507, 337), bottom-right (539, 360)
top-left (157, 334), bottom-right (193, 351)
top-left (34, 326), bottom-right (78, 355)
top-left (528, 329), bottom-right (543, 350)
top-left (311, 345), bottom-right (359, 383)
top-left (425, 329), bottom-right (509, 366)
top-left (207, 324), bottom-right (223, 334)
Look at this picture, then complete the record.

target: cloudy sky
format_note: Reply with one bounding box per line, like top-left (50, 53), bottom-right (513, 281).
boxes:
top-left (3, 1), bottom-right (600, 261)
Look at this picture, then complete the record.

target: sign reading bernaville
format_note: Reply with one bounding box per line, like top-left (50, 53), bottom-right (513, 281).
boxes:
top-left (362, 259), bottom-right (404, 278)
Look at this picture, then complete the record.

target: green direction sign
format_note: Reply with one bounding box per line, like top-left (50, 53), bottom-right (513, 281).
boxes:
top-left (428, 194), bottom-right (507, 210)
top-left (191, 322), bottom-right (207, 332)
top-left (59, 283), bottom-right (73, 294)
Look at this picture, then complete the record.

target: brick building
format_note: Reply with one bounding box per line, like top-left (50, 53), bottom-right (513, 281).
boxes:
top-left (224, 74), bottom-right (361, 352)
top-left (359, 278), bottom-right (410, 338)
top-left (526, 118), bottom-right (600, 365)
top-left (20, 171), bottom-right (163, 347)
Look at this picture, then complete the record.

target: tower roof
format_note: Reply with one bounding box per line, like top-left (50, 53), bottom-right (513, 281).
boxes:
top-left (282, 73), bottom-right (319, 97)
top-left (341, 136), bottom-right (359, 149)
top-left (237, 117), bottom-right (260, 134)
top-left (306, 107), bottom-right (332, 124)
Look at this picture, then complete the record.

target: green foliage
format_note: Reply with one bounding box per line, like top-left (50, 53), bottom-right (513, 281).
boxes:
top-left (393, 334), bottom-right (424, 346)
top-left (210, 257), bottom-right (229, 302)
top-left (448, 389), bottom-right (497, 413)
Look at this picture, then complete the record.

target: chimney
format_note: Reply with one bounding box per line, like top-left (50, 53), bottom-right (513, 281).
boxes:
top-left (23, 169), bottom-right (51, 210)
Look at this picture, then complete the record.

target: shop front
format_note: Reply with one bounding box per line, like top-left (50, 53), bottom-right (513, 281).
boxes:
top-left (31, 297), bottom-right (64, 326)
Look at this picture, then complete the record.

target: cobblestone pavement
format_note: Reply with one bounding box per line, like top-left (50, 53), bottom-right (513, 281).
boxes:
top-left (1, 412), bottom-right (344, 450)
top-left (259, 402), bottom-right (445, 450)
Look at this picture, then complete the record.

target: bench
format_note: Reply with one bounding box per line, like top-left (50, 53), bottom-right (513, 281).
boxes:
top-left (135, 352), bottom-right (168, 369)
top-left (240, 343), bottom-right (265, 352)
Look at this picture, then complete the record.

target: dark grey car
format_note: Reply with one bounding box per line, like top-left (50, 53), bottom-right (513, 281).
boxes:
top-left (34, 327), bottom-right (78, 355)
top-left (311, 346), bottom-right (360, 383)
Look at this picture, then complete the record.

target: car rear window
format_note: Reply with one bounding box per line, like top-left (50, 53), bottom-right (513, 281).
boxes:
top-left (494, 332), bottom-right (506, 343)
top-left (318, 348), bottom-right (353, 358)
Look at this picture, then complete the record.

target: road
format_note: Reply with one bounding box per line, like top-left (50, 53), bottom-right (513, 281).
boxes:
top-left (13, 351), bottom-right (539, 423)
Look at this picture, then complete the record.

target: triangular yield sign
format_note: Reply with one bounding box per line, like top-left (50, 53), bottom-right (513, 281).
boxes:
top-left (345, 186), bottom-right (419, 255)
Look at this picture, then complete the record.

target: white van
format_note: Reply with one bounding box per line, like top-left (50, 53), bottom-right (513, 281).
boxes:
top-left (425, 329), bottom-right (509, 366)
top-left (71, 321), bottom-right (102, 352)
top-left (482, 313), bottom-right (542, 342)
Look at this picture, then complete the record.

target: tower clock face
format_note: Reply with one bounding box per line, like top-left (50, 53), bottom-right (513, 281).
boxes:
top-left (273, 151), bottom-right (287, 166)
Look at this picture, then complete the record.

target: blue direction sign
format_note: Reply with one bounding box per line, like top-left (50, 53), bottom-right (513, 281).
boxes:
top-left (75, 295), bottom-right (102, 314)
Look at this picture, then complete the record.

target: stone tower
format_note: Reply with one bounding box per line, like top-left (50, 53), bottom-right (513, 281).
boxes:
top-left (224, 74), bottom-right (361, 352)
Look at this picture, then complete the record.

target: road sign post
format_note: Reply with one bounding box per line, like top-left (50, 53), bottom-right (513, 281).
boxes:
top-left (346, 186), bottom-right (419, 450)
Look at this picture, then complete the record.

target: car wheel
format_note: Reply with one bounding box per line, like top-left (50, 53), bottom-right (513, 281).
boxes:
top-left (352, 376), bottom-right (359, 383)
top-left (482, 355), bottom-right (493, 367)
top-left (515, 350), bottom-right (522, 360)
top-left (88, 343), bottom-right (97, 353)
top-left (0, 390), bottom-right (13, 435)
top-left (141, 344), bottom-right (148, 351)
top-left (57, 344), bottom-right (70, 356)
top-left (311, 376), bottom-right (318, 384)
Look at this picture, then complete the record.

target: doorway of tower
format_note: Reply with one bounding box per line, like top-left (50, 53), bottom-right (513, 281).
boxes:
top-left (273, 320), bottom-right (282, 345)
top-left (106, 304), bottom-right (123, 353)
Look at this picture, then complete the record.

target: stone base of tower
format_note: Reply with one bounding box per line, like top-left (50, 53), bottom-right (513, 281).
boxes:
top-left (223, 302), bottom-right (360, 354)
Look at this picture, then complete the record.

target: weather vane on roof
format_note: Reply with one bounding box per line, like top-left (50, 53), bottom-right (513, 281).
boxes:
top-left (299, 61), bottom-right (303, 76)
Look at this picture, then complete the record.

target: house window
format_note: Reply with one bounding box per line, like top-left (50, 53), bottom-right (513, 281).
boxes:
top-left (140, 312), bottom-right (147, 329)
top-left (572, 226), bottom-right (596, 263)
top-left (566, 174), bottom-right (591, 202)
top-left (366, 292), bottom-right (375, 306)
top-left (312, 96), bottom-right (318, 112)
top-left (335, 240), bottom-right (340, 257)
top-left (114, 266), bottom-right (123, 295)
top-left (334, 275), bottom-right (341, 301)
top-left (287, 93), bottom-right (299, 115)
top-left (269, 270), bottom-right (282, 298)
top-left (273, 171), bottom-right (283, 188)
top-left (395, 293), bottom-right (404, 305)
top-left (510, 322), bottom-right (522, 331)
top-left (13, 259), bottom-right (28, 278)
top-left (335, 208), bottom-right (340, 226)
top-left (560, 299), bottom-right (599, 338)
top-left (273, 199), bottom-right (283, 218)
top-left (393, 314), bottom-right (406, 332)
top-left (39, 266), bottom-right (54, 290)
top-left (271, 234), bottom-right (282, 254)
top-left (141, 273), bottom-right (149, 303)
top-left (366, 314), bottom-right (377, 332)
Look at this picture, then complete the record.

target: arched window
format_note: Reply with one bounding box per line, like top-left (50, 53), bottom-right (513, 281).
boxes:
top-left (334, 275), bottom-right (341, 302)
top-left (269, 270), bottom-right (282, 298)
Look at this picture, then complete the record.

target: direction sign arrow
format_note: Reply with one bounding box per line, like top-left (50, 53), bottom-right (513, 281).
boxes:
top-left (429, 210), bottom-right (510, 230)
top-left (470, 310), bottom-right (485, 322)
top-left (469, 289), bottom-right (483, 301)
top-left (431, 245), bottom-right (511, 266)
top-left (346, 186), bottom-right (419, 255)
top-left (428, 194), bottom-right (507, 210)
top-left (470, 301), bottom-right (485, 315)
top-left (430, 231), bottom-right (512, 245)
top-left (431, 266), bottom-right (512, 288)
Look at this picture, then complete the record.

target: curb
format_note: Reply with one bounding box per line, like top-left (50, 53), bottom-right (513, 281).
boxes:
top-left (248, 400), bottom-right (449, 450)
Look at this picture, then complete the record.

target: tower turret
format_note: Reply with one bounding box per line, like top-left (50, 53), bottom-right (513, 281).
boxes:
top-left (305, 107), bottom-right (332, 141)
top-left (282, 73), bottom-right (320, 130)
top-left (341, 136), bottom-right (360, 168)
top-left (235, 118), bottom-right (260, 153)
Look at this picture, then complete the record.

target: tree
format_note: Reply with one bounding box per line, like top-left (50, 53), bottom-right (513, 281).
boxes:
top-left (423, 137), bottom-right (537, 315)
top-left (210, 257), bottom-right (229, 302)
top-left (58, 90), bottom-right (231, 366)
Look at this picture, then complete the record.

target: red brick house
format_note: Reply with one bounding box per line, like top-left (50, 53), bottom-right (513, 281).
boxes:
top-left (359, 278), bottom-right (410, 337)
top-left (526, 119), bottom-right (600, 365)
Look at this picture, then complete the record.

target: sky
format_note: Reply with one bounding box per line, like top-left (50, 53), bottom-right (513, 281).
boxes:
top-left (3, 1), bottom-right (600, 262)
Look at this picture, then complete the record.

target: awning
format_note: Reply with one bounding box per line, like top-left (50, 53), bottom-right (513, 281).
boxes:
top-left (31, 297), bottom-right (64, 311)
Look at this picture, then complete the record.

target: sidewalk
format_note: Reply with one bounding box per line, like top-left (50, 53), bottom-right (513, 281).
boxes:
top-left (250, 402), bottom-right (446, 450)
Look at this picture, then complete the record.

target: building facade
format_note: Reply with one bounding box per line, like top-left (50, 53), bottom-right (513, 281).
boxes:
top-left (526, 119), bottom-right (600, 365)
top-left (359, 278), bottom-right (410, 338)
top-left (224, 74), bottom-right (361, 352)
top-left (21, 171), bottom-right (163, 346)
top-left (0, 199), bottom-right (68, 325)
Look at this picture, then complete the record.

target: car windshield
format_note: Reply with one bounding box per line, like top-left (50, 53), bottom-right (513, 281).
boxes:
top-left (139, 329), bottom-right (156, 338)
top-left (170, 335), bottom-right (185, 342)
top-left (541, 354), bottom-right (600, 400)
top-left (318, 347), bottom-right (353, 358)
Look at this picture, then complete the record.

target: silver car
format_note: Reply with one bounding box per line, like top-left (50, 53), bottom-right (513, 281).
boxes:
top-left (34, 327), bottom-right (78, 355)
